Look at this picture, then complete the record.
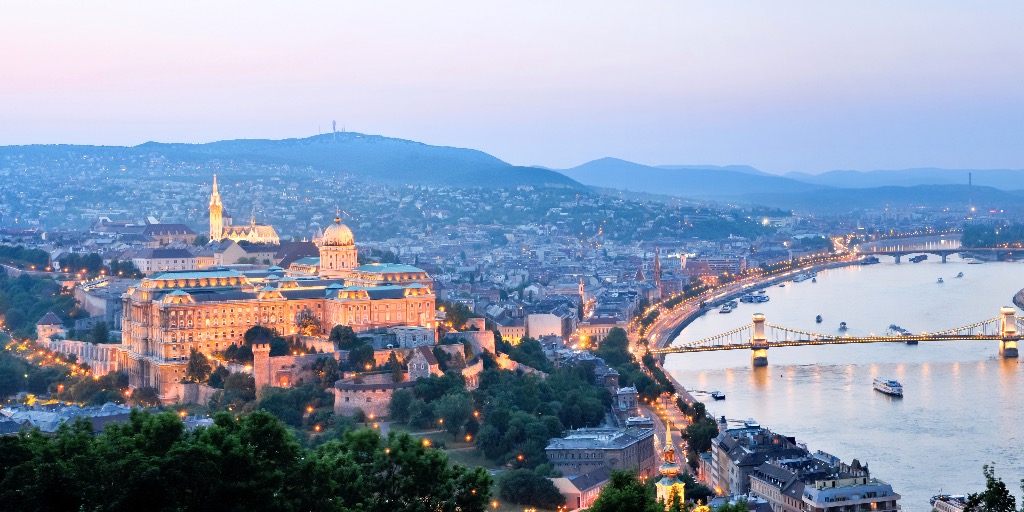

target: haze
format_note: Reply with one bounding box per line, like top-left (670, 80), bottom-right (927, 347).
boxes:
top-left (3, 1), bottom-right (1023, 173)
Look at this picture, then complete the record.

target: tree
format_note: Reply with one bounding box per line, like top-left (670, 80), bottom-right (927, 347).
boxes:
top-left (389, 389), bottom-right (414, 423)
top-left (184, 348), bottom-right (212, 383)
top-left (966, 465), bottom-right (1018, 512)
top-left (589, 470), bottom-right (661, 512)
top-left (498, 468), bottom-right (565, 509)
top-left (88, 321), bottom-right (110, 344)
top-left (387, 351), bottom-right (405, 383)
top-left (434, 393), bottom-right (474, 438)
top-left (329, 325), bottom-right (360, 350)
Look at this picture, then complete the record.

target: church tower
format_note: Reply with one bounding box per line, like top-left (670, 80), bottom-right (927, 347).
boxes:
top-left (209, 174), bottom-right (223, 241)
top-left (656, 425), bottom-right (686, 510)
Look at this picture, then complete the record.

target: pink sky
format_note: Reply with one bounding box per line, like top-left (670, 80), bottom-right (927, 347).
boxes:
top-left (2, 1), bottom-right (1023, 173)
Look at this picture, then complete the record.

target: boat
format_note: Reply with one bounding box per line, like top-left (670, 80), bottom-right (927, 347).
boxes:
top-left (956, 272), bottom-right (963, 278)
top-left (726, 300), bottom-right (738, 308)
top-left (815, 315), bottom-right (823, 323)
top-left (778, 284), bottom-right (786, 288)
top-left (910, 254), bottom-right (928, 263)
top-left (710, 391), bottom-right (726, 400)
top-left (757, 290), bottom-right (766, 295)
top-left (873, 377), bottom-right (903, 397)
top-left (967, 260), bottom-right (983, 265)
top-left (719, 305), bottom-right (733, 314)
top-left (838, 322), bottom-right (848, 331)
top-left (751, 295), bottom-right (770, 303)
top-left (861, 256), bottom-right (880, 265)
top-left (931, 495), bottom-right (968, 512)
top-left (793, 274), bottom-right (812, 283)
top-left (811, 277), bottom-right (817, 283)
top-left (937, 277), bottom-right (944, 284)
top-left (740, 294), bottom-right (756, 303)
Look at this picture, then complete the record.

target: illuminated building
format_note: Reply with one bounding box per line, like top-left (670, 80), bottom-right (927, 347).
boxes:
top-left (208, 174), bottom-right (280, 244)
top-left (655, 427), bottom-right (685, 510)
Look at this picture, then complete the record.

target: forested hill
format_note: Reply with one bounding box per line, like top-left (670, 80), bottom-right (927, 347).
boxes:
top-left (0, 133), bottom-right (584, 190)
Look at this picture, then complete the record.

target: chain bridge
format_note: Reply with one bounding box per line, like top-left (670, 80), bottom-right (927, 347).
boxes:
top-left (650, 307), bottom-right (1022, 366)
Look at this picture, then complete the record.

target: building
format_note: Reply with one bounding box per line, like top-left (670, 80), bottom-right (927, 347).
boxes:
top-left (552, 467), bottom-right (611, 511)
top-left (132, 248), bottom-right (198, 274)
top-left (655, 429), bottom-right (685, 510)
top-left (748, 452), bottom-right (900, 512)
top-left (208, 174), bottom-right (280, 244)
top-left (708, 420), bottom-right (805, 496)
top-left (35, 311), bottom-right (66, 343)
top-left (119, 213), bottom-right (436, 400)
top-left (546, 427), bottom-right (657, 478)
top-left (142, 223), bottom-right (197, 246)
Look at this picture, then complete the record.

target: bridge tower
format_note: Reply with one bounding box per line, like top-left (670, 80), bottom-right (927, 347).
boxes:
top-left (751, 313), bottom-right (769, 366)
top-left (999, 307), bottom-right (1019, 358)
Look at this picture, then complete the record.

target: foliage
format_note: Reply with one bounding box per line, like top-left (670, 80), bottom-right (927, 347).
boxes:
top-left (0, 244), bottom-right (50, 268)
top-left (434, 392), bottom-right (474, 438)
top-left (681, 401), bottom-right (719, 470)
top-left (438, 300), bottom-right (478, 332)
top-left (0, 344), bottom-right (71, 398)
top-left (88, 321), bottom-right (111, 344)
top-left (389, 388), bottom-right (414, 423)
top-left (57, 371), bottom-right (130, 406)
top-left (0, 272), bottom-right (83, 340)
top-left (0, 410), bottom-right (493, 512)
top-left (497, 468), bottom-right (565, 509)
top-left (222, 326), bottom-right (307, 364)
top-left (184, 348), bottom-right (212, 383)
top-left (207, 373), bottom-right (256, 411)
top-left (256, 384), bottom-right (331, 428)
top-left (589, 470), bottom-right (662, 512)
top-left (963, 223), bottom-right (1024, 249)
top-left (503, 337), bottom-right (553, 373)
top-left (596, 328), bottom-right (668, 401)
top-left (966, 464), bottom-right (1020, 512)
top-left (329, 325), bottom-right (360, 350)
top-left (311, 356), bottom-right (342, 389)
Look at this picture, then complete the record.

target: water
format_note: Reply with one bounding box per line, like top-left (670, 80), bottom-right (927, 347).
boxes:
top-left (664, 256), bottom-right (1024, 510)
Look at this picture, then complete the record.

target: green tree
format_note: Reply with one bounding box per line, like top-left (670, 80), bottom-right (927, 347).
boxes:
top-left (88, 321), bottom-right (110, 344)
top-left (589, 470), bottom-right (661, 512)
top-left (966, 464), bottom-right (1018, 512)
top-left (498, 468), bottom-right (565, 509)
top-left (184, 348), bottom-right (212, 383)
top-left (435, 392), bottom-right (474, 438)
top-left (389, 388), bottom-right (414, 423)
top-left (329, 325), bottom-right (360, 349)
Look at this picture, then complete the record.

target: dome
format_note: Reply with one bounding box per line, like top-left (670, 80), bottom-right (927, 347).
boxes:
top-left (321, 216), bottom-right (354, 246)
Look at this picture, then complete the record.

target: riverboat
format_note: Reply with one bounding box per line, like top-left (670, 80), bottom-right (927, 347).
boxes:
top-left (873, 377), bottom-right (903, 397)
top-left (937, 277), bottom-right (944, 284)
top-left (838, 321), bottom-right (848, 331)
top-left (740, 295), bottom-right (755, 303)
top-left (910, 254), bottom-right (928, 263)
top-left (956, 272), bottom-right (964, 278)
top-left (710, 391), bottom-right (726, 400)
top-left (815, 315), bottom-right (822, 323)
top-left (861, 256), bottom-right (880, 265)
top-left (811, 277), bottom-right (817, 283)
top-left (719, 305), bottom-right (733, 314)
top-left (793, 274), bottom-right (812, 283)
top-left (931, 495), bottom-right (968, 512)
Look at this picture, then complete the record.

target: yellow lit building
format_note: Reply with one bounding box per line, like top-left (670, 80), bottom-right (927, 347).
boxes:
top-left (208, 174), bottom-right (280, 244)
top-left (120, 212), bottom-right (435, 401)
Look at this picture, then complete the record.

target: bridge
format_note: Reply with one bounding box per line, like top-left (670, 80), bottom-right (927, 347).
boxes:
top-left (650, 307), bottom-right (1021, 366)
top-left (858, 235), bottom-right (1019, 263)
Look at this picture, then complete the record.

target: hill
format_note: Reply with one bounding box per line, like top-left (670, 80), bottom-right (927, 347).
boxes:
top-left (748, 184), bottom-right (1024, 212)
top-left (785, 168), bottom-right (1024, 191)
top-left (557, 157), bottom-right (822, 199)
top-left (0, 133), bottom-right (584, 190)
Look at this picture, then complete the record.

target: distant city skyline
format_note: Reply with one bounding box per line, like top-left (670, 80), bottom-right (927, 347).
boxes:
top-left (3, 1), bottom-right (1023, 174)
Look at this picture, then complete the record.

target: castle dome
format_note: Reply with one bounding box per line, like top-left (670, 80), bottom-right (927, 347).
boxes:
top-left (321, 216), bottom-right (354, 246)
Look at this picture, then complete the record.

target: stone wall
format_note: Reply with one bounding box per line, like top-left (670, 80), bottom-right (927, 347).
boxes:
top-left (333, 374), bottom-right (415, 418)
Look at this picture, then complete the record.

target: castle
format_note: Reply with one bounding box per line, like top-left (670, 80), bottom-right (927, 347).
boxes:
top-left (209, 174), bottom-right (280, 244)
top-left (119, 207), bottom-right (436, 401)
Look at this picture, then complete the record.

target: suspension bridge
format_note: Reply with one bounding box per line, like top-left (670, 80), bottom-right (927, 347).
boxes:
top-left (650, 307), bottom-right (1021, 366)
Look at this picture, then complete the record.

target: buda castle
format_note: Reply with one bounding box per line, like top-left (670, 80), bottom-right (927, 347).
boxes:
top-left (120, 207), bottom-right (436, 399)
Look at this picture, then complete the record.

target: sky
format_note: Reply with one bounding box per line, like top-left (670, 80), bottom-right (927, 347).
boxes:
top-left (2, 1), bottom-right (1024, 174)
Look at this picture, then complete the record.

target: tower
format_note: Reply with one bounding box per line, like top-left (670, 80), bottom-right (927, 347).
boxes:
top-left (318, 210), bottom-right (358, 278)
top-left (252, 343), bottom-right (272, 395)
top-left (654, 251), bottom-right (663, 297)
top-left (209, 174), bottom-right (223, 241)
top-left (656, 425), bottom-right (686, 510)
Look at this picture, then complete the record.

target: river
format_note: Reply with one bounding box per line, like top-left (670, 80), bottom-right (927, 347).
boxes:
top-left (663, 255), bottom-right (1024, 510)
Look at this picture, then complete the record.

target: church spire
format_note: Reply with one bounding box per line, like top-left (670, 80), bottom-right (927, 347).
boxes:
top-left (209, 173), bottom-right (223, 241)
top-left (656, 423), bottom-right (685, 510)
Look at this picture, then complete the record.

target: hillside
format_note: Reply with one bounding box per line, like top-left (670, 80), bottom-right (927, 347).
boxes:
top-left (557, 157), bottom-right (822, 199)
top-left (785, 168), bottom-right (1024, 191)
top-left (0, 133), bottom-right (584, 190)
top-left (748, 184), bottom-right (1023, 212)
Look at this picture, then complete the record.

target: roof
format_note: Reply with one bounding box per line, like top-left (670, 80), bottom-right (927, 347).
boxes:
top-left (36, 311), bottom-right (64, 326)
top-left (275, 241), bottom-right (319, 267)
top-left (148, 269), bottom-right (245, 280)
top-left (143, 224), bottom-right (196, 236)
top-left (566, 466), bottom-right (611, 492)
top-left (413, 346), bottom-right (439, 366)
top-left (135, 248), bottom-right (195, 259)
top-left (353, 263), bottom-right (427, 274)
top-left (546, 427), bottom-right (654, 451)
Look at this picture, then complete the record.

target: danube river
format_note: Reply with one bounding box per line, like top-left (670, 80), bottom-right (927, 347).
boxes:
top-left (663, 256), bottom-right (1024, 510)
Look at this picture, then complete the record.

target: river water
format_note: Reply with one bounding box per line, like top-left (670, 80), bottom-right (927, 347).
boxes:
top-left (663, 256), bottom-right (1024, 510)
